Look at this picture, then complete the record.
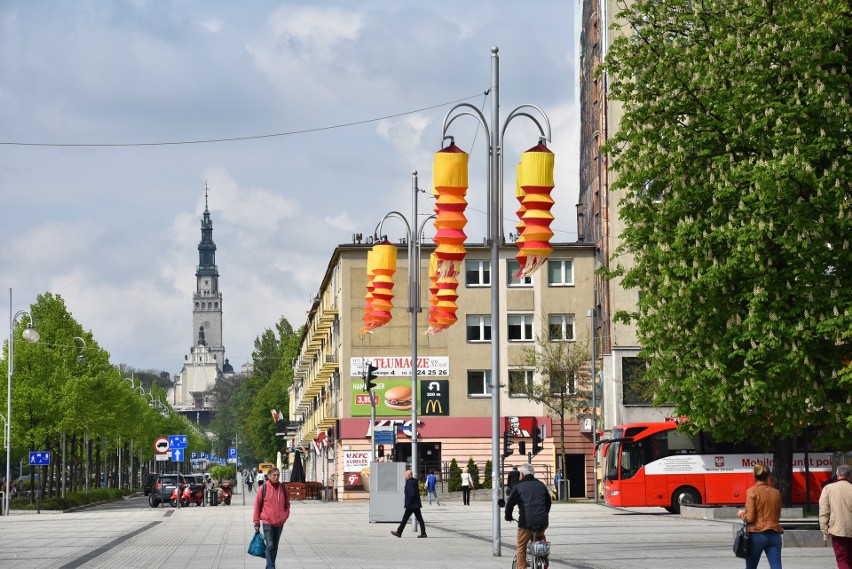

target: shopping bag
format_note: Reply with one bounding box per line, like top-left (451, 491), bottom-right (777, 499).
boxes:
top-left (248, 531), bottom-right (267, 558)
top-left (733, 522), bottom-right (750, 559)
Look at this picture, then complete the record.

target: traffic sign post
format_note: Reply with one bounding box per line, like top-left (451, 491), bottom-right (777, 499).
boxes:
top-left (154, 437), bottom-right (169, 454)
top-left (168, 435), bottom-right (187, 449)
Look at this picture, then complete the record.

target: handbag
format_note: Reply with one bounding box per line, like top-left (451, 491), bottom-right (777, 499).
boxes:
top-left (248, 531), bottom-right (267, 558)
top-left (733, 521), bottom-right (750, 559)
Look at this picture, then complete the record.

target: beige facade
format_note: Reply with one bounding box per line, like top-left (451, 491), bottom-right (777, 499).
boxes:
top-left (290, 241), bottom-right (597, 499)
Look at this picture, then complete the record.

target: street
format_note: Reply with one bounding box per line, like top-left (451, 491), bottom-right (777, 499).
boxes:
top-left (0, 494), bottom-right (836, 569)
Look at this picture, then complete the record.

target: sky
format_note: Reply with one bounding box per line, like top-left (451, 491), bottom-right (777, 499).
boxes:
top-left (1, 1), bottom-right (580, 375)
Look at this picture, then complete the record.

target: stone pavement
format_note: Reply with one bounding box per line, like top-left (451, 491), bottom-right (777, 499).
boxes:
top-left (0, 493), bottom-right (836, 569)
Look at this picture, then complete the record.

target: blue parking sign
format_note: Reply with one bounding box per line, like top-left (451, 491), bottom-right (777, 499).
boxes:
top-left (190, 452), bottom-right (198, 459)
top-left (228, 447), bottom-right (237, 458)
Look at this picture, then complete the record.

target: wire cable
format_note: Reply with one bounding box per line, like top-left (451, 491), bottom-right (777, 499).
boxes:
top-left (0, 91), bottom-right (487, 148)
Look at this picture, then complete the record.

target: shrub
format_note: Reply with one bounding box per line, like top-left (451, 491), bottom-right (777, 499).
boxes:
top-left (448, 459), bottom-right (462, 492)
top-left (482, 460), bottom-right (493, 489)
top-left (466, 458), bottom-right (480, 489)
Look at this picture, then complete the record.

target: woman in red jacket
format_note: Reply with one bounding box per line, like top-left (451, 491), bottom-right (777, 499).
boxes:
top-left (253, 468), bottom-right (291, 569)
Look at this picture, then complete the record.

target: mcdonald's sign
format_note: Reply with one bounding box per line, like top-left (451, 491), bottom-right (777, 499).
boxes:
top-left (421, 379), bottom-right (449, 416)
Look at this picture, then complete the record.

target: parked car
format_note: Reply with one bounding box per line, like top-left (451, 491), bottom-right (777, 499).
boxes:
top-left (143, 473), bottom-right (159, 496)
top-left (148, 473), bottom-right (187, 507)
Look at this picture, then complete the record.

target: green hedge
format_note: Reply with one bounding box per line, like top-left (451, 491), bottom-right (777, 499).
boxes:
top-left (10, 488), bottom-right (130, 511)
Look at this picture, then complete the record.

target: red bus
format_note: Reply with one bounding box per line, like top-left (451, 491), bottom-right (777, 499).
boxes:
top-left (601, 420), bottom-right (834, 513)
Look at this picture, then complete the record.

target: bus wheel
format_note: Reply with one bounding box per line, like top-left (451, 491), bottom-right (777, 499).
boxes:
top-left (671, 486), bottom-right (700, 514)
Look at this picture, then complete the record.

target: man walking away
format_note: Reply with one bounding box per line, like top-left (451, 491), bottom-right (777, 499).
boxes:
top-left (253, 468), bottom-right (291, 569)
top-left (391, 469), bottom-right (427, 538)
top-left (505, 463), bottom-right (551, 569)
top-left (426, 471), bottom-right (442, 506)
top-left (820, 464), bottom-right (852, 569)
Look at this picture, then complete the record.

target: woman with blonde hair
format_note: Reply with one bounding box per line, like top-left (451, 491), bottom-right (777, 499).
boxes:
top-left (738, 463), bottom-right (784, 569)
top-left (460, 466), bottom-right (473, 505)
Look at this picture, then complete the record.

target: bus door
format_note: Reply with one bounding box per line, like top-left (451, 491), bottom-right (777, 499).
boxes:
top-left (618, 439), bottom-right (647, 506)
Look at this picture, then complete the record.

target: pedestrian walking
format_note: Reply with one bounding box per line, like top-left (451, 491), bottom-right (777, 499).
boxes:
top-left (554, 468), bottom-right (563, 500)
top-left (391, 469), bottom-right (427, 538)
top-left (426, 471), bottom-right (442, 506)
top-left (505, 463), bottom-right (551, 569)
top-left (738, 463), bottom-right (783, 569)
top-left (820, 464), bottom-right (852, 569)
top-left (461, 466), bottom-right (473, 505)
top-left (246, 471), bottom-right (254, 493)
top-left (253, 468), bottom-right (291, 569)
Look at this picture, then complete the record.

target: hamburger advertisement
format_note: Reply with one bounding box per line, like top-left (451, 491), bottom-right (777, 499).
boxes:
top-left (352, 379), bottom-right (414, 416)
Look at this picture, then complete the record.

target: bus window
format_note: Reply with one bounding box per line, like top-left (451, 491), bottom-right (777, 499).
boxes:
top-left (621, 441), bottom-right (644, 479)
top-left (605, 442), bottom-right (621, 481)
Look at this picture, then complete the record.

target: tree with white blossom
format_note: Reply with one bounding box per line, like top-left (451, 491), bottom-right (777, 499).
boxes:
top-left (603, 0), bottom-right (850, 503)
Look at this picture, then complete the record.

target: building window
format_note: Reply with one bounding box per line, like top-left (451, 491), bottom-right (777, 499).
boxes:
top-left (549, 372), bottom-right (576, 396)
top-left (466, 315), bottom-right (492, 342)
top-left (507, 259), bottom-right (532, 287)
top-left (548, 314), bottom-right (575, 342)
top-left (507, 314), bottom-right (534, 342)
top-left (465, 260), bottom-right (490, 287)
top-left (622, 357), bottom-right (653, 405)
top-left (467, 370), bottom-right (492, 397)
top-left (547, 259), bottom-right (574, 286)
top-left (508, 369), bottom-right (534, 397)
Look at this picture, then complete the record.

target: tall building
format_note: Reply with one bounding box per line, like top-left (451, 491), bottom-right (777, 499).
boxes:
top-left (290, 239), bottom-right (596, 500)
top-left (578, 0), bottom-right (673, 428)
top-left (169, 189), bottom-right (229, 424)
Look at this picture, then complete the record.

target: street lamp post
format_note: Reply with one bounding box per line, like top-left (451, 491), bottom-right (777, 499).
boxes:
top-left (587, 308), bottom-right (598, 503)
top-left (442, 47), bottom-right (551, 555)
top-left (374, 171), bottom-right (434, 481)
top-left (6, 288), bottom-right (40, 515)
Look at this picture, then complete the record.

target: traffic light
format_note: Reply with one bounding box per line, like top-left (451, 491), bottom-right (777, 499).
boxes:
top-left (518, 441), bottom-right (526, 456)
top-left (502, 431), bottom-right (514, 458)
top-left (365, 363), bottom-right (378, 391)
top-left (531, 427), bottom-right (543, 456)
top-left (377, 444), bottom-right (385, 458)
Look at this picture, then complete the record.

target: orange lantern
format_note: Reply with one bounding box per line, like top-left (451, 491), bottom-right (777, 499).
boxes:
top-left (513, 162), bottom-right (528, 279)
top-left (360, 249), bottom-right (377, 334)
top-left (368, 240), bottom-right (397, 330)
top-left (426, 253), bottom-right (440, 332)
top-left (432, 275), bottom-right (459, 333)
top-left (432, 143), bottom-right (469, 279)
top-left (517, 142), bottom-right (554, 276)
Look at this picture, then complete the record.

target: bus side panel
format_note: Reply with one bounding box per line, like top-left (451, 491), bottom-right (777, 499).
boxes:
top-left (701, 471), bottom-right (751, 505)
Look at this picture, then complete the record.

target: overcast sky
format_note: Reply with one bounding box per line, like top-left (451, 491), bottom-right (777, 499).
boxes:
top-left (1, 1), bottom-right (579, 374)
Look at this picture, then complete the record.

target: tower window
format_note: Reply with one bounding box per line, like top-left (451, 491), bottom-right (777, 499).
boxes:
top-left (214, 302), bottom-right (218, 308)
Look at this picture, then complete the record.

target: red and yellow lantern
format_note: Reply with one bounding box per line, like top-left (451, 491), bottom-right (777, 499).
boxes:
top-left (360, 249), bottom-right (377, 334)
top-left (517, 142), bottom-right (554, 276)
top-left (432, 143), bottom-right (469, 279)
top-left (368, 240), bottom-right (397, 330)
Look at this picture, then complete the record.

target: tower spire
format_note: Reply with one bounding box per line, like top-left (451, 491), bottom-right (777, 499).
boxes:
top-left (204, 181), bottom-right (209, 212)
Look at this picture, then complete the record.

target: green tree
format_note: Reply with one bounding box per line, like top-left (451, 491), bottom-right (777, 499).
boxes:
top-left (514, 334), bottom-right (592, 485)
top-left (604, 0), bottom-right (851, 503)
top-left (447, 458), bottom-right (462, 492)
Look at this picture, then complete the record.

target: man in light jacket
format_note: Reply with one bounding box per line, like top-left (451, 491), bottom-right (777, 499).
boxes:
top-left (253, 468), bottom-right (291, 569)
top-left (820, 464), bottom-right (852, 569)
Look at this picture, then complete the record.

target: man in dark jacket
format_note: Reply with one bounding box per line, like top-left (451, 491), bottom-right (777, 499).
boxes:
top-left (507, 466), bottom-right (521, 494)
top-left (505, 463), bottom-right (551, 569)
top-left (391, 469), bottom-right (427, 538)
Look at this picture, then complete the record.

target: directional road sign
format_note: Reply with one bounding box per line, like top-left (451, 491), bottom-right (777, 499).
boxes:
top-left (171, 448), bottom-right (184, 462)
top-left (154, 437), bottom-right (169, 454)
top-left (228, 447), bottom-right (237, 459)
top-left (169, 435), bottom-right (187, 449)
top-left (29, 451), bottom-right (51, 466)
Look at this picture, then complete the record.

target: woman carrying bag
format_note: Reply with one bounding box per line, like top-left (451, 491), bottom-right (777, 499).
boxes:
top-left (738, 463), bottom-right (784, 569)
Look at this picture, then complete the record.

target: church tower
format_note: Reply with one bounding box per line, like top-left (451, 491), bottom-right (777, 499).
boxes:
top-left (169, 186), bottom-right (226, 420)
top-left (192, 187), bottom-right (225, 367)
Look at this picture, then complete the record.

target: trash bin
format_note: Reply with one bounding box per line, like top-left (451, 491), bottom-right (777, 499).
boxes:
top-left (210, 490), bottom-right (218, 506)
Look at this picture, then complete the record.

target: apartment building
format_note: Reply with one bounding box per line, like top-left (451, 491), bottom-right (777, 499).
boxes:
top-left (290, 240), bottom-right (597, 499)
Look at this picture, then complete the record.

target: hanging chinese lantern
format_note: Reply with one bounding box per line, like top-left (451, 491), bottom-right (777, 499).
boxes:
top-left (432, 275), bottom-right (459, 333)
top-left (432, 143), bottom-right (469, 279)
top-left (360, 249), bottom-right (377, 334)
top-left (513, 162), bottom-right (528, 279)
top-left (426, 253), bottom-right (440, 333)
top-left (368, 240), bottom-right (397, 330)
top-left (517, 142), bottom-right (554, 276)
